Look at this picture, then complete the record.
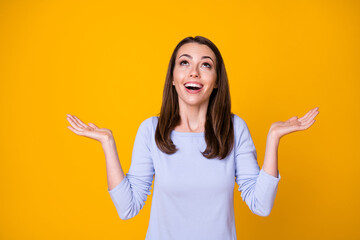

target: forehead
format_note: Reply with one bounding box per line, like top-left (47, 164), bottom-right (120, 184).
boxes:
top-left (176, 42), bottom-right (216, 60)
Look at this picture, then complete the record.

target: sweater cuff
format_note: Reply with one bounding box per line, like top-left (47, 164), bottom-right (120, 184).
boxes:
top-left (260, 168), bottom-right (281, 181)
top-left (108, 175), bottom-right (128, 193)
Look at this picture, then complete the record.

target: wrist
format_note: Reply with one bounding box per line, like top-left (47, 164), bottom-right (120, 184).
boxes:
top-left (267, 130), bottom-right (280, 143)
top-left (101, 133), bottom-right (115, 145)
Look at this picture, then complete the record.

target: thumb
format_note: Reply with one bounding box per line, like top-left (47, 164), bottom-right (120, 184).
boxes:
top-left (286, 116), bottom-right (298, 123)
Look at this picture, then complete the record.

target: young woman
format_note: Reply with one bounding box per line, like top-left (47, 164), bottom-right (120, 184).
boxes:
top-left (66, 36), bottom-right (319, 240)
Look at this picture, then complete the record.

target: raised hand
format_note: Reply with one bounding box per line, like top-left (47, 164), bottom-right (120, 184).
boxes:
top-left (66, 114), bottom-right (113, 144)
top-left (269, 107), bottom-right (319, 139)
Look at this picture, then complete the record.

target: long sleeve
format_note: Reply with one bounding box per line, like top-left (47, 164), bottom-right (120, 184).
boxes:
top-left (234, 115), bottom-right (281, 217)
top-left (108, 118), bottom-right (155, 220)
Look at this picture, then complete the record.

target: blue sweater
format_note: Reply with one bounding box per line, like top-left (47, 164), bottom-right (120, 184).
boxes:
top-left (108, 114), bottom-right (281, 240)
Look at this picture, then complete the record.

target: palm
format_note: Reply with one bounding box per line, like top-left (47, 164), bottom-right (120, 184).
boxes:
top-left (66, 114), bottom-right (112, 144)
top-left (270, 107), bottom-right (319, 139)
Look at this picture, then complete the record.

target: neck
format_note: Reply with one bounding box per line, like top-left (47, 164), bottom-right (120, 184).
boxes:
top-left (176, 100), bottom-right (209, 133)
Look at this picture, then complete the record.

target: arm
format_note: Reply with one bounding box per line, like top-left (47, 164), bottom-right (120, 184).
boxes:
top-left (102, 136), bottom-right (125, 191)
top-left (66, 114), bottom-right (124, 189)
top-left (66, 114), bottom-right (125, 191)
top-left (66, 114), bottom-right (154, 220)
top-left (234, 116), bottom-right (280, 217)
top-left (262, 107), bottom-right (319, 178)
top-left (107, 118), bottom-right (155, 220)
top-left (234, 115), bottom-right (280, 217)
top-left (235, 108), bottom-right (319, 216)
top-left (261, 132), bottom-right (279, 178)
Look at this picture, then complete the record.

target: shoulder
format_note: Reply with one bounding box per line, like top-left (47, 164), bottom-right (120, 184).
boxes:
top-left (133, 116), bottom-right (158, 146)
top-left (231, 113), bottom-right (256, 153)
top-left (138, 116), bottom-right (159, 133)
top-left (231, 113), bottom-right (253, 140)
top-left (231, 113), bottom-right (247, 130)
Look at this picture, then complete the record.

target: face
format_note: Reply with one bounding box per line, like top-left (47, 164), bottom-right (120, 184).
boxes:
top-left (172, 42), bottom-right (217, 108)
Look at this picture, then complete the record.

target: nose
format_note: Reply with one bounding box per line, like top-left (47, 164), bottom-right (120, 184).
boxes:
top-left (189, 68), bottom-right (199, 78)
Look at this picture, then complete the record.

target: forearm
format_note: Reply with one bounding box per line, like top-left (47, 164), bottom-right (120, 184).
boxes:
top-left (101, 136), bottom-right (125, 191)
top-left (262, 131), bottom-right (280, 178)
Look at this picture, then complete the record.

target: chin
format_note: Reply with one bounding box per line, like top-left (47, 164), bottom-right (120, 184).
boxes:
top-left (183, 99), bottom-right (208, 107)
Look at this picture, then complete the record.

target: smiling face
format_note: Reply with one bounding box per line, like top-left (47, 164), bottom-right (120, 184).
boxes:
top-left (172, 42), bottom-right (218, 108)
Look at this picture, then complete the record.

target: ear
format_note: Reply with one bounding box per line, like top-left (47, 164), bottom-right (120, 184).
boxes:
top-left (172, 81), bottom-right (175, 86)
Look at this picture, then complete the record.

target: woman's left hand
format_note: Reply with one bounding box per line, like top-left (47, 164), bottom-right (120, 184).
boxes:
top-left (269, 107), bottom-right (319, 140)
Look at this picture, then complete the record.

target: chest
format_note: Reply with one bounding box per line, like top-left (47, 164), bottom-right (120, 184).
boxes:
top-left (151, 136), bottom-right (235, 197)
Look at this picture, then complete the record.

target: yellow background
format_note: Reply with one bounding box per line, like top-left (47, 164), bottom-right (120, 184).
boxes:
top-left (1, 0), bottom-right (359, 239)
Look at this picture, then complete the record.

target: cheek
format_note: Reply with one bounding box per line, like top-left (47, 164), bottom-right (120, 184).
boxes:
top-left (173, 69), bottom-right (186, 83)
top-left (204, 72), bottom-right (217, 85)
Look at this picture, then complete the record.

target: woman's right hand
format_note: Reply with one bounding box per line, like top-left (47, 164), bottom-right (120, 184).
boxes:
top-left (66, 114), bottom-right (113, 144)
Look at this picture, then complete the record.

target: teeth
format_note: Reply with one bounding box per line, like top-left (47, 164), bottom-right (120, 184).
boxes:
top-left (184, 83), bottom-right (203, 88)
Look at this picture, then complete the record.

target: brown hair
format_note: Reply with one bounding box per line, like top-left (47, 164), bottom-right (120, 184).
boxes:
top-left (155, 36), bottom-right (234, 160)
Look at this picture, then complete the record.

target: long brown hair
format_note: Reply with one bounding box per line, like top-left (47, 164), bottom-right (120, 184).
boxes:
top-left (155, 36), bottom-right (234, 160)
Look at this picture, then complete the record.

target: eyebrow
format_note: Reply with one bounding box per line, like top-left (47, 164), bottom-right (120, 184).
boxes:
top-left (178, 54), bottom-right (214, 63)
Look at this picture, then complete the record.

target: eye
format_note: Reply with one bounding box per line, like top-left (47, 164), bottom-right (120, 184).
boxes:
top-left (202, 62), bottom-right (212, 68)
top-left (180, 60), bottom-right (189, 66)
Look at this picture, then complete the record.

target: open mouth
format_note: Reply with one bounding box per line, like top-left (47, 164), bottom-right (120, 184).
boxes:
top-left (185, 86), bottom-right (203, 90)
top-left (184, 82), bottom-right (204, 91)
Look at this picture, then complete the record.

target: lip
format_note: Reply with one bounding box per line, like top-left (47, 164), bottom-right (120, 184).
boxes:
top-left (184, 81), bottom-right (203, 87)
top-left (185, 86), bottom-right (202, 94)
top-left (183, 81), bottom-right (203, 94)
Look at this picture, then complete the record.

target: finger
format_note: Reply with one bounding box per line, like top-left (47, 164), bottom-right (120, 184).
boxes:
top-left (73, 115), bottom-right (89, 129)
top-left (67, 125), bottom-right (84, 135)
top-left (67, 114), bottom-right (82, 127)
top-left (302, 112), bottom-right (318, 126)
top-left (310, 110), bottom-right (319, 119)
top-left (299, 107), bottom-right (319, 122)
top-left (66, 115), bottom-right (82, 129)
top-left (300, 119), bottom-right (316, 130)
top-left (298, 108), bottom-right (315, 122)
top-left (304, 109), bottom-right (319, 123)
top-left (67, 116), bottom-right (84, 132)
top-left (88, 122), bottom-right (99, 129)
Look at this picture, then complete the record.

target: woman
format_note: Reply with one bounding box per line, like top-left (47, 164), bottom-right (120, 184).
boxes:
top-left (66, 36), bottom-right (319, 240)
